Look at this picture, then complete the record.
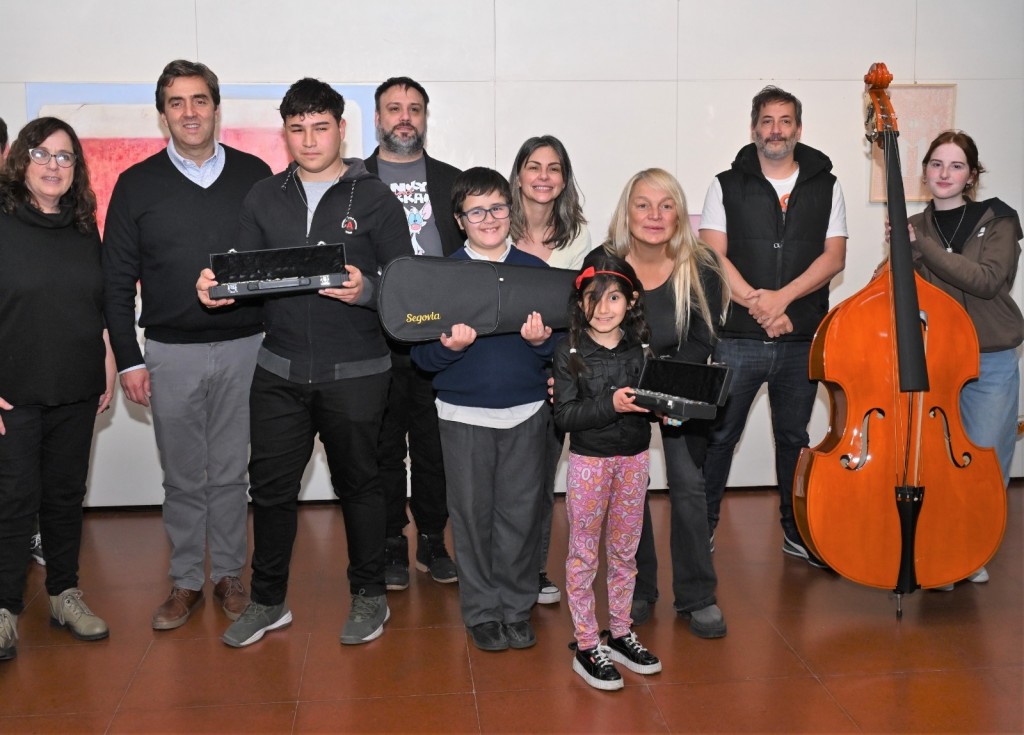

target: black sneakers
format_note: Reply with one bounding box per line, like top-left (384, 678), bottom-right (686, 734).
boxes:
top-left (782, 530), bottom-right (829, 569)
top-left (538, 572), bottom-right (561, 604)
top-left (385, 535), bottom-right (409, 591)
top-left (571, 642), bottom-right (623, 691)
top-left (603, 630), bottom-right (662, 674)
top-left (415, 533), bottom-right (458, 583)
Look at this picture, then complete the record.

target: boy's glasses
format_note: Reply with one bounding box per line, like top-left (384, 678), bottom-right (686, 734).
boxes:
top-left (458, 204), bottom-right (510, 224)
top-left (29, 148), bottom-right (77, 168)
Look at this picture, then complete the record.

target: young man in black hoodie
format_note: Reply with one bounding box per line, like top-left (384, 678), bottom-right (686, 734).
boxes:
top-left (198, 78), bottom-right (411, 648)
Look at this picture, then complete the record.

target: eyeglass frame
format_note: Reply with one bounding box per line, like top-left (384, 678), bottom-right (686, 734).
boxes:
top-left (28, 147), bottom-right (77, 168)
top-left (457, 204), bottom-right (511, 224)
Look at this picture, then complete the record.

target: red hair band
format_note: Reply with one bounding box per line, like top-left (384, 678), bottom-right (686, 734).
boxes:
top-left (575, 266), bottom-right (634, 290)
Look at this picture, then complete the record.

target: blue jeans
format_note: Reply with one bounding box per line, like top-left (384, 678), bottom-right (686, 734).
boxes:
top-left (961, 348), bottom-right (1020, 486)
top-left (704, 338), bottom-right (818, 535)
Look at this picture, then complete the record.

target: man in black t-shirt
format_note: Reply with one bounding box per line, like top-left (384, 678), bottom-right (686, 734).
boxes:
top-left (364, 77), bottom-right (463, 591)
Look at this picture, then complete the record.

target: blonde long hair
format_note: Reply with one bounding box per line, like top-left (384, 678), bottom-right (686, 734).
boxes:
top-left (603, 168), bottom-right (728, 342)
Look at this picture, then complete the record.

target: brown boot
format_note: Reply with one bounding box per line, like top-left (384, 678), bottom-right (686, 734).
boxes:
top-left (152, 587), bottom-right (204, 630)
top-left (213, 577), bottom-right (249, 621)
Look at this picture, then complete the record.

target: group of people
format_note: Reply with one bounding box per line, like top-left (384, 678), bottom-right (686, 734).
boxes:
top-left (0, 62), bottom-right (1018, 692)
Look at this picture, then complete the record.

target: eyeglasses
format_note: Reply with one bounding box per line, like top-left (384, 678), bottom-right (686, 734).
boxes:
top-left (458, 204), bottom-right (510, 224)
top-left (29, 148), bottom-right (77, 168)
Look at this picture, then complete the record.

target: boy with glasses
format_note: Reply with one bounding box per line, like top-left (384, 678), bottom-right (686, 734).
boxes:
top-left (411, 167), bottom-right (554, 652)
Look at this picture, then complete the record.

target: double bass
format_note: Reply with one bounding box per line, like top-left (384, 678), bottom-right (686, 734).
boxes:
top-left (792, 63), bottom-right (1006, 612)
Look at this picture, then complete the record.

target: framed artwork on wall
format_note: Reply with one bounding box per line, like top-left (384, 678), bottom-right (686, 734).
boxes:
top-left (868, 83), bottom-right (956, 203)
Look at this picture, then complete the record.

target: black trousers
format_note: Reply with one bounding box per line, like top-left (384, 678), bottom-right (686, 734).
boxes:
top-left (247, 367), bottom-right (389, 605)
top-left (0, 399), bottom-right (96, 612)
top-left (633, 428), bottom-right (718, 612)
top-left (377, 351), bottom-right (448, 537)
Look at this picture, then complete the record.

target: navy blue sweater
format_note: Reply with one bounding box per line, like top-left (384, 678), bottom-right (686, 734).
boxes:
top-left (411, 247), bottom-right (555, 408)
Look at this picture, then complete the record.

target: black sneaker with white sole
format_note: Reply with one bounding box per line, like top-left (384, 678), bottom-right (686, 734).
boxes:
top-left (571, 642), bottom-right (623, 691)
top-left (782, 531), bottom-right (829, 569)
top-left (603, 630), bottom-right (661, 674)
top-left (538, 572), bottom-right (561, 604)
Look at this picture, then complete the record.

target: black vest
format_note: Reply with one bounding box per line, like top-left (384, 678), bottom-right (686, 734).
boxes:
top-left (718, 143), bottom-right (836, 341)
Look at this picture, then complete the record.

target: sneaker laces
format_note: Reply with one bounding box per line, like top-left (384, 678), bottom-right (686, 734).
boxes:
top-left (422, 534), bottom-right (451, 561)
top-left (619, 631), bottom-right (650, 657)
top-left (349, 595), bottom-right (380, 622)
top-left (0, 609), bottom-right (16, 643)
top-left (237, 601), bottom-right (275, 622)
top-left (60, 589), bottom-right (96, 620)
top-left (592, 644), bottom-right (615, 672)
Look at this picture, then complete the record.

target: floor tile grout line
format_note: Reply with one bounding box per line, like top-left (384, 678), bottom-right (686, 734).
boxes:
top-left (106, 637), bottom-right (158, 732)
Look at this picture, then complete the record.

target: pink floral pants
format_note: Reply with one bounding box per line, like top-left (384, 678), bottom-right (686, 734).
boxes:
top-left (565, 451), bottom-right (649, 649)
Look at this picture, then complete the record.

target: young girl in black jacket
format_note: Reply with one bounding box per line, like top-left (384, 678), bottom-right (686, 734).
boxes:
top-left (553, 254), bottom-right (661, 690)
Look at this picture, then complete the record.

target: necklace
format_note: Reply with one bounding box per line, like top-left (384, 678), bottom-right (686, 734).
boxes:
top-left (933, 204), bottom-right (966, 253)
top-left (295, 171), bottom-right (341, 215)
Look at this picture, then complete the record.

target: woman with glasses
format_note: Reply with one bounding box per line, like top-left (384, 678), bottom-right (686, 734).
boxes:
top-left (508, 135), bottom-right (591, 606)
top-left (0, 117), bottom-right (115, 660)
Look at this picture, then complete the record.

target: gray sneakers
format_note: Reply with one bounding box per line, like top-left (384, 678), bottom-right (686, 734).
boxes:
top-left (222, 601), bottom-right (292, 648)
top-left (0, 608), bottom-right (17, 660)
top-left (49, 588), bottom-right (108, 641)
top-left (340, 593), bottom-right (390, 645)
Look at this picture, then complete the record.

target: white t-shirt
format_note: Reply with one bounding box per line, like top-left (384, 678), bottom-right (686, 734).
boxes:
top-left (699, 168), bottom-right (848, 239)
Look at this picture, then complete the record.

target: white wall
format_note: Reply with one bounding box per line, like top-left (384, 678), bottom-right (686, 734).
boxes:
top-left (1, 0), bottom-right (1021, 506)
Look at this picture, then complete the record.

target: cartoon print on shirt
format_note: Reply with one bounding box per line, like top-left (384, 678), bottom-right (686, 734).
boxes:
top-left (406, 202), bottom-right (431, 255)
top-left (390, 179), bottom-right (433, 255)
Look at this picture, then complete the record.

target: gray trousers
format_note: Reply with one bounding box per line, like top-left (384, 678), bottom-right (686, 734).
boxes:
top-left (147, 334), bottom-right (261, 590)
top-left (439, 408), bottom-right (547, 628)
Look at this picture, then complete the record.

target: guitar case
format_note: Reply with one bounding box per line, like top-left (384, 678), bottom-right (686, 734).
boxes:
top-left (377, 255), bottom-right (577, 342)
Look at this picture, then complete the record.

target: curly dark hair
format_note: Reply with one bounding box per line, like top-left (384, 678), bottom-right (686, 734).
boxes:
top-left (0, 116), bottom-right (97, 233)
top-left (566, 254), bottom-right (650, 378)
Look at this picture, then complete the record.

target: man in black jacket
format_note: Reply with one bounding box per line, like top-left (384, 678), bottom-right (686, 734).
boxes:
top-left (199, 78), bottom-right (411, 649)
top-left (103, 61), bottom-right (272, 631)
top-left (364, 77), bottom-right (462, 591)
top-left (698, 86), bottom-right (847, 570)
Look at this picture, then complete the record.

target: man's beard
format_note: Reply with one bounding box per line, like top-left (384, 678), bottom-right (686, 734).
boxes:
top-left (378, 123), bottom-right (425, 157)
top-left (754, 131), bottom-right (797, 161)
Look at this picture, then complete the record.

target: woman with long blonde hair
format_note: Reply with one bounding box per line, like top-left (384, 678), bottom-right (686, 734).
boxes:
top-left (601, 168), bottom-right (730, 638)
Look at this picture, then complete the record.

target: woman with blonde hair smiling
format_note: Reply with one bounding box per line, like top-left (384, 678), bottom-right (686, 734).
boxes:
top-left (600, 168), bottom-right (730, 638)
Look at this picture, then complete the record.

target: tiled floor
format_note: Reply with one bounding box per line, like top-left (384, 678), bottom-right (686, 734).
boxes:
top-left (1, 486), bottom-right (1020, 734)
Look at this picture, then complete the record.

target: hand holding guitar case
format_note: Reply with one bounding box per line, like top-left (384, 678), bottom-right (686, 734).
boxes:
top-left (377, 255), bottom-right (578, 342)
top-left (208, 242), bottom-right (347, 299)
